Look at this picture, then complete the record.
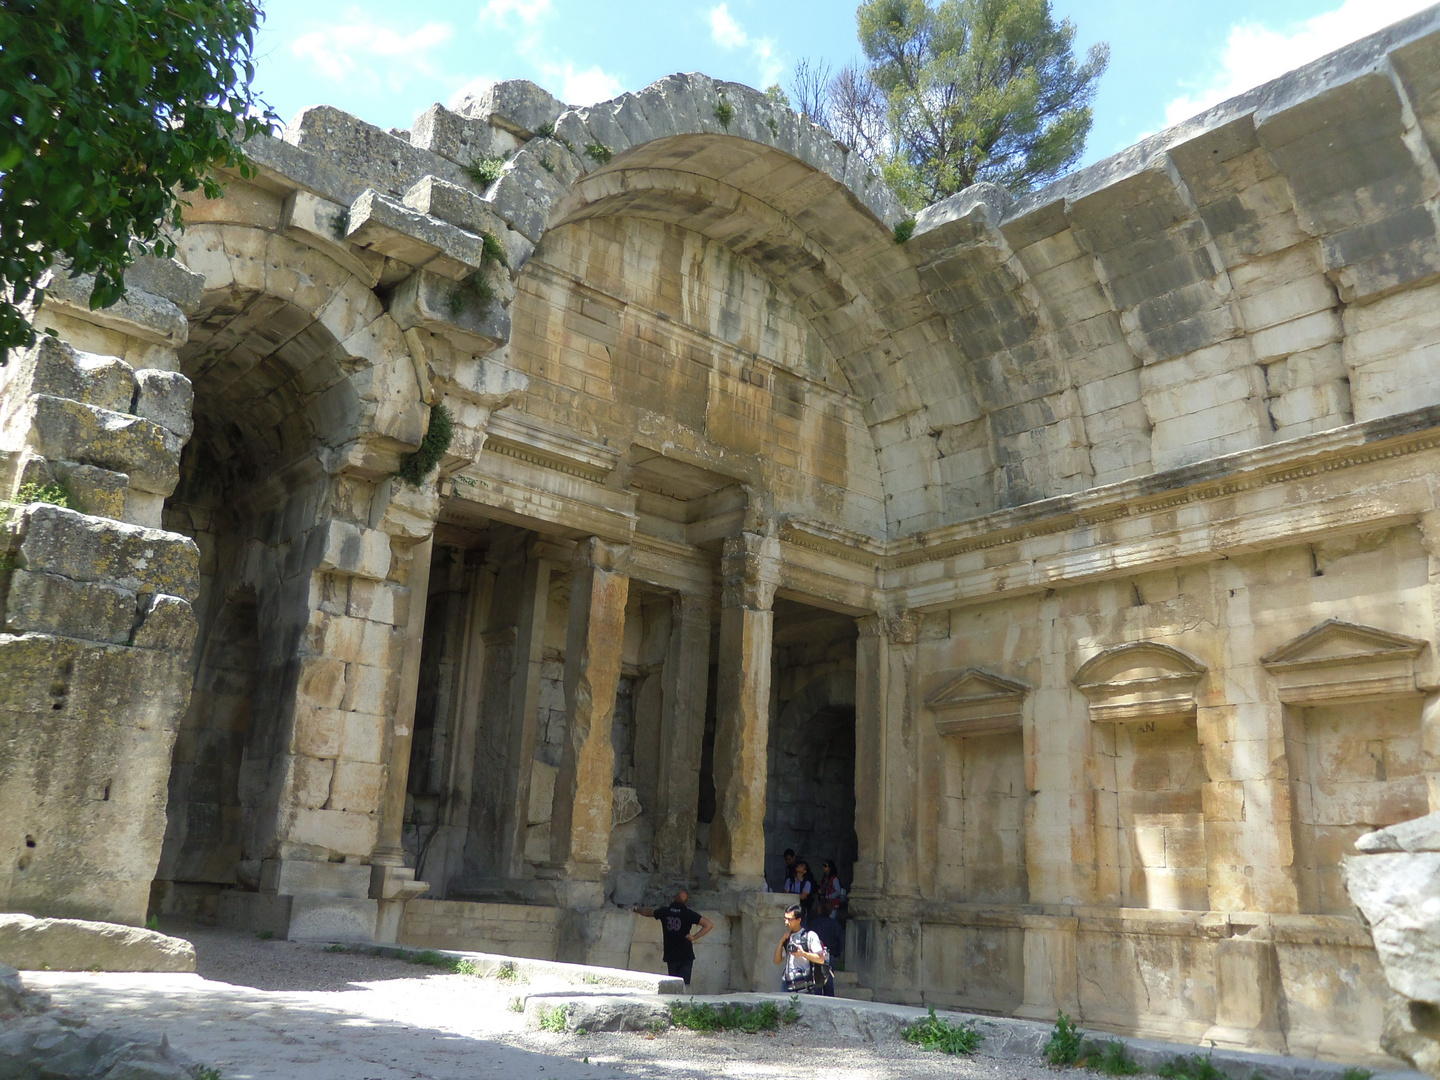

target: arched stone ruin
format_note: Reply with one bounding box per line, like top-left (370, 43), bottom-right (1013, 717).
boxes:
top-left (6, 9), bottom-right (1440, 1069)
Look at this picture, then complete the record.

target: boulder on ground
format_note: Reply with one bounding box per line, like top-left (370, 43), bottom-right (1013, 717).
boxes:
top-left (0, 914), bottom-right (195, 973)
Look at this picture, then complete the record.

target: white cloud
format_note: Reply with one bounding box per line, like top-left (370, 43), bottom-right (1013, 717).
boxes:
top-left (291, 16), bottom-right (451, 86)
top-left (478, 0), bottom-right (552, 27)
top-left (708, 3), bottom-right (784, 88)
top-left (1164, 0), bottom-right (1435, 125)
top-left (546, 63), bottom-right (625, 106)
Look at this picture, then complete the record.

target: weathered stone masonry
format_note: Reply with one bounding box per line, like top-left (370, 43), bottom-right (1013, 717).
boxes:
top-left (6, 7), bottom-right (1440, 1068)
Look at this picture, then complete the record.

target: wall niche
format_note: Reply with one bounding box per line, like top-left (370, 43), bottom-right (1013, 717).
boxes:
top-left (926, 669), bottom-right (1030, 904)
top-left (1075, 643), bottom-right (1209, 912)
top-left (1262, 619), bottom-right (1430, 914)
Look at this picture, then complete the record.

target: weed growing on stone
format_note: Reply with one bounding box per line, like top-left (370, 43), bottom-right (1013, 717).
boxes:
top-left (329, 209), bottom-right (349, 241)
top-left (538, 157), bottom-right (556, 174)
top-left (194, 1068), bottom-right (222, 1080)
top-left (583, 973), bottom-right (600, 984)
top-left (1089, 1040), bottom-right (1142, 1076)
top-left (396, 401), bottom-right (454, 486)
top-left (495, 960), bottom-right (519, 981)
top-left (447, 270), bottom-right (497, 319)
top-left (323, 944), bottom-right (348, 953)
top-left (893, 218), bottom-right (916, 244)
top-left (646, 1017), bottom-right (669, 1035)
top-left (465, 157), bottom-right (507, 187)
top-left (766, 117), bottom-right (779, 137)
top-left (1044, 1012), bottom-right (1085, 1065)
top-left (1157, 1053), bottom-right (1225, 1080)
top-left (454, 959), bottom-right (481, 976)
top-left (901, 1007), bottom-right (983, 1055)
top-left (714, 98), bottom-right (734, 130)
top-left (13, 482), bottom-right (70, 508)
top-left (481, 232), bottom-right (508, 268)
top-left (1342, 1070), bottom-right (1374, 1080)
top-left (585, 141), bottom-right (613, 164)
top-left (538, 1004), bottom-right (569, 1033)
top-left (256, 930), bottom-right (274, 941)
top-left (668, 999), bottom-right (792, 1034)
top-left (145, 915), bottom-right (159, 931)
top-left (508, 996), bottom-right (525, 1012)
top-left (534, 122), bottom-right (556, 139)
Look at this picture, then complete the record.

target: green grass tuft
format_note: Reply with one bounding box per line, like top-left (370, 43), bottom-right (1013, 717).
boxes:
top-left (255, 930), bottom-right (274, 941)
top-left (323, 944), bottom-right (348, 954)
top-left (194, 1068), bottom-right (222, 1080)
top-left (538, 1003), bottom-right (569, 1033)
top-left (584, 141), bottom-right (613, 164)
top-left (534, 122), bottom-right (556, 139)
top-left (495, 960), bottom-right (519, 981)
top-left (407, 949), bottom-right (464, 972)
top-left (893, 218), bottom-right (916, 244)
top-left (465, 156), bottom-right (507, 187)
top-left (1342, 1070), bottom-right (1374, 1080)
top-left (668, 998), bottom-right (795, 1034)
top-left (508, 996), bottom-right (525, 1013)
top-left (455, 958), bottom-right (481, 976)
top-left (1158, 1053), bottom-right (1225, 1080)
top-left (713, 98), bottom-right (734, 129)
top-left (900, 1007), bottom-right (983, 1055)
top-left (481, 232), bottom-right (508, 268)
top-left (13, 481), bottom-right (70, 509)
top-left (329, 208), bottom-right (349, 241)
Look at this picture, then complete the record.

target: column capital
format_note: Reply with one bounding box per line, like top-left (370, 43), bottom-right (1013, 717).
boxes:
top-left (673, 590), bottom-right (713, 628)
top-left (858, 610), bottom-right (920, 645)
top-left (721, 532), bottom-right (780, 611)
top-left (574, 536), bottom-right (633, 575)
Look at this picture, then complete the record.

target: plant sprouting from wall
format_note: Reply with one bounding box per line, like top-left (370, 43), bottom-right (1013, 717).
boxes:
top-left (714, 96), bottom-right (735, 130)
top-left (585, 141), bottom-right (613, 165)
top-left (395, 402), bottom-right (454, 487)
top-left (481, 233), bottom-right (508, 268)
top-left (466, 156), bottom-right (507, 187)
top-left (448, 270), bottom-right (497, 319)
top-left (893, 218), bottom-right (916, 244)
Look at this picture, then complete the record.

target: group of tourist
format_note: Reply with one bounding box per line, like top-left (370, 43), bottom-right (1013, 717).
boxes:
top-left (631, 849), bottom-right (849, 995)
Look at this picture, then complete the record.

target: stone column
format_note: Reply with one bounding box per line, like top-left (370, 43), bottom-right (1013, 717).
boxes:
top-left (654, 591), bottom-right (712, 884)
top-left (497, 538), bottom-right (565, 879)
top-left (1418, 511), bottom-right (1440, 812)
top-left (852, 611), bottom-right (920, 897)
top-left (547, 538), bottom-right (632, 902)
top-left (372, 535), bottom-right (434, 871)
top-left (709, 531), bottom-right (780, 888)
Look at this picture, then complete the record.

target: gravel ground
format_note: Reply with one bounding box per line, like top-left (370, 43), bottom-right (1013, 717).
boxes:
top-left (16, 923), bottom-right (1087, 1080)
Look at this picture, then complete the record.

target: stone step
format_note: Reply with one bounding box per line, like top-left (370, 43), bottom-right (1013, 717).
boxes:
top-left (833, 970), bottom-right (860, 985)
top-left (834, 985), bottom-right (874, 1001)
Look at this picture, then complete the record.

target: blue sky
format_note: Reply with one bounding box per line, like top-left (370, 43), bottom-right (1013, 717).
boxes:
top-left (250, 0), bottom-right (1437, 169)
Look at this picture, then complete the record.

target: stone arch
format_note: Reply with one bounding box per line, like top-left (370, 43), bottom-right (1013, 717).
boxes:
top-left (764, 670), bottom-right (858, 891)
top-left (153, 225), bottom-right (433, 908)
top-left (487, 76), bottom-right (959, 538)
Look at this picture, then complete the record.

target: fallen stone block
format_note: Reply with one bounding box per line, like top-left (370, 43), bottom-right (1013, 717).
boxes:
top-left (346, 189), bottom-right (488, 279)
top-left (131, 369), bottom-right (194, 441)
top-left (455, 79), bottom-right (566, 139)
top-left (0, 914), bottom-right (195, 973)
top-left (9, 503), bottom-right (199, 601)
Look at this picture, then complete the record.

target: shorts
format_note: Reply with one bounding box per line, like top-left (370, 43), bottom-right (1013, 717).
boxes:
top-left (666, 958), bottom-right (694, 984)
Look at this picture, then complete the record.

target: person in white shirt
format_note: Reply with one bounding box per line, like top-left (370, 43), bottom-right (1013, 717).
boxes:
top-left (773, 904), bottom-right (826, 993)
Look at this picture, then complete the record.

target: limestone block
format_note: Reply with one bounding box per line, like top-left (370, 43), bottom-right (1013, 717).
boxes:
top-left (3, 568), bottom-right (136, 644)
top-left (10, 504), bottom-right (199, 601)
top-left (131, 594), bottom-right (198, 653)
top-left (48, 461), bottom-right (129, 520)
top-left (1383, 994), bottom-right (1440, 1079)
top-left (402, 176), bottom-right (534, 268)
top-left (8, 336), bottom-right (135, 414)
top-left (283, 104), bottom-right (472, 198)
top-left (131, 369), bottom-right (193, 440)
top-left (409, 102), bottom-right (520, 167)
top-left (264, 859), bottom-right (372, 899)
top-left (1356, 812), bottom-right (1440, 853)
top-left (455, 79), bottom-right (566, 139)
top-left (485, 151), bottom-right (572, 243)
top-left (316, 520), bottom-right (393, 580)
top-left (287, 807), bottom-right (379, 855)
top-left (346, 188), bottom-right (488, 279)
top-left (123, 255), bottom-right (204, 315)
top-left (40, 271), bottom-right (188, 346)
top-left (280, 189), bottom-right (386, 287)
top-left (23, 395), bottom-right (181, 496)
top-left (340, 663), bottom-right (398, 714)
top-left (328, 760), bottom-right (385, 812)
top-left (0, 914), bottom-right (195, 972)
top-left (1249, 308), bottom-right (1343, 363)
top-left (287, 895), bottom-right (378, 942)
top-left (388, 269), bottom-right (511, 353)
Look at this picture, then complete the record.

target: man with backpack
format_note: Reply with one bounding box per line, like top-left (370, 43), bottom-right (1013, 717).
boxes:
top-left (773, 903), bottom-right (827, 994)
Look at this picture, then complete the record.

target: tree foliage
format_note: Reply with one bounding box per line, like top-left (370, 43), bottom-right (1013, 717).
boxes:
top-left (0, 0), bottom-right (274, 350)
top-left (798, 0), bottom-right (1108, 208)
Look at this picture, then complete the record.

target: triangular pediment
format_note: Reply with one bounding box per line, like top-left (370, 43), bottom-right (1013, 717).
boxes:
top-left (925, 668), bottom-right (1029, 708)
top-left (1261, 619), bottom-right (1427, 669)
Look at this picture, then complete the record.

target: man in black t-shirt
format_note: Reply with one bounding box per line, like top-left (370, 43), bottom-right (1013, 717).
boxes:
top-left (632, 890), bottom-right (713, 985)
